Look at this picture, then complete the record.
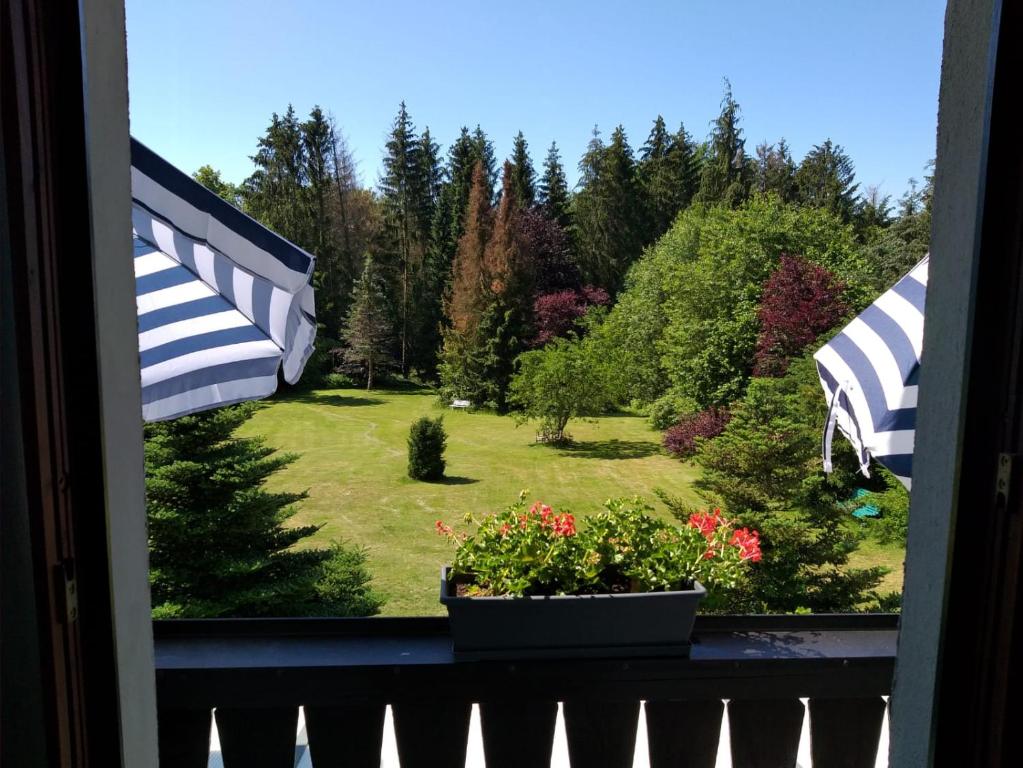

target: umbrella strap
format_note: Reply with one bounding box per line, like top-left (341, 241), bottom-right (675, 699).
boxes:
top-left (823, 382), bottom-right (873, 478)
top-left (822, 383), bottom-right (845, 474)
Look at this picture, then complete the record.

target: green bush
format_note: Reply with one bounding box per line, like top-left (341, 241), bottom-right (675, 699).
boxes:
top-left (324, 372), bottom-right (356, 389)
top-left (648, 390), bottom-right (700, 430)
top-left (865, 468), bottom-right (910, 545)
top-left (407, 416), bottom-right (447, 481)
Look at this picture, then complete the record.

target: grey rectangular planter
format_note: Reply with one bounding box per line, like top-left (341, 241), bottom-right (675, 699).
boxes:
top-left (439, 566), bottom-right (706, 660)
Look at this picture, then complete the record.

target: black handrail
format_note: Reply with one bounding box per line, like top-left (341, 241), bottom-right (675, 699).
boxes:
top-left (153, 614), bottom-right (898, 768)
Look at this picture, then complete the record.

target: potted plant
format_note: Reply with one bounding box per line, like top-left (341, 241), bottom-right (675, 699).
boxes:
top-left (436, 494), bottom-right (760, 659)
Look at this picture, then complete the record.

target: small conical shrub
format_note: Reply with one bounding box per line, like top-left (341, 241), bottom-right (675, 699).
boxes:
top-left (408, 416), bottom-right (447, 481)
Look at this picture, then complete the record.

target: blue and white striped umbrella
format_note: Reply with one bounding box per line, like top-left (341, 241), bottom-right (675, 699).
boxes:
top-left (814, 257), bottom-right (928, 490)
top-left (130, 139), bottom-right (316, 422)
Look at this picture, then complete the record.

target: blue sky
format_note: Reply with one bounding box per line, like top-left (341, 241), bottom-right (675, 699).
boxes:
top-left (125, 0), bottom-right (945, 201)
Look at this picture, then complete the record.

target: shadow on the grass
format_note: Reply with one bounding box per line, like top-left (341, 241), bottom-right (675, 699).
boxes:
top-left (554, 439), bottom-right (661, 461)
top-left (432, 475), bottom-right (480, 485)
top-left (286, 392), bottom-right (385, 407)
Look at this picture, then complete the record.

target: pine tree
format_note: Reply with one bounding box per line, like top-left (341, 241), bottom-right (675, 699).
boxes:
top-left (695, 81), bottom-right (751, 207)
top-left (409, 126), bottom-right (446, 377)
top-left (302, 106), bottom-right (342, 334)
top-left (419, 128), bottom-right (444, 230)
top-left (795, 139), bottom-right (859, 222)
top-left (445, 163), bottom-right (492, 335)
top-left (379, 102), bottom-right (427, 376)
top-left (639, 116), bottom-right (700, 242)
top-left (244, 105), bottom-right (308, 244)
top-left (479, 163), bottom-right (531, 410)
top-left (674, 123), bottom-right (702, 201)
top-left (439, 163), bottom-right (493, 403)
top-left (539, 141), bottom-right (570, 227)
top-left (431, 127), bottom-right (490, 309)
top-left (854, 185), bottom-right (893, 243)
top-left (145, 405), bottom-right (383, 618)
top-left (509, 131), bottom-right (536, 208)
top-left (341, 255), bottom-right (395, 389)
top-left (572, 125), bottom-right (645, 295)
top-left (326, 119), bottom-right (364, 313)
top-left (753, 139), bottom-right (798, 202)
top-left (471, 124), bottom-right (498, 199)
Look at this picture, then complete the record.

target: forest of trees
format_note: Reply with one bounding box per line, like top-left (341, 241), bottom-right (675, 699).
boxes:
top-left (201, 83), bottom-right (928, 417)
top-left (187, 80), bottom-right (930, 612)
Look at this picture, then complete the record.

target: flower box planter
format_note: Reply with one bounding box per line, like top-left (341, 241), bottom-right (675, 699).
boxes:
top-left (439, 566), bottom-right (706, 660)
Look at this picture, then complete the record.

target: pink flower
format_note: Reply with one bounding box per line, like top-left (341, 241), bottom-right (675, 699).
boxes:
top-left (435, 520), bottom-right (453, 536)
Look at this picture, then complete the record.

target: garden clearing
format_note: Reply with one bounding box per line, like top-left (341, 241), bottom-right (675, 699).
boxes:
top-left (240, 385), bottom-right (905, 615)
top-left (240, 385), bottom-right (704, 615)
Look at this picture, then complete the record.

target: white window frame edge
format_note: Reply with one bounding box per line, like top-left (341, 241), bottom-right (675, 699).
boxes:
top-left (891, 0), bottom-right (1001, 764)
top-left (81, 0), bottom-right (159, 763)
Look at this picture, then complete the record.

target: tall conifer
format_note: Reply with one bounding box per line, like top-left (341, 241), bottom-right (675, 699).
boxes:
top-left (795, 139), bottom-right (859, 222)
top-left (695, 81), bottom-right (751, 207)
top-left (539, 141), bottom-right (571, 227)
top-left (380, 102), bottom-right (427, 375)
top-left (754, 139), bottom-right (798, 202)
top-left (341, 255), bottom-right (395, 389)
top-left (509, 131), bottom-right (536, 208)
top-left (639, 116), bottom-right (699, 241)
top-left (572, 125), bottom-right (645, 295)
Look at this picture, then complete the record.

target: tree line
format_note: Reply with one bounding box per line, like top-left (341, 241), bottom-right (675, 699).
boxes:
top-left (194, 81), bottom-right (924, 413)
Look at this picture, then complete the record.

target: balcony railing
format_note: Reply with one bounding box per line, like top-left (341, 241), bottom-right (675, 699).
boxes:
top-left (153, 613), bottom-right (897, 768)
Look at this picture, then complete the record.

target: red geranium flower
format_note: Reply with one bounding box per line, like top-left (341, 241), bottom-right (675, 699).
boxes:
top-left (688, 508), bottom-right (724, 540)
top-left (729, 527), bottom-right (762, 562)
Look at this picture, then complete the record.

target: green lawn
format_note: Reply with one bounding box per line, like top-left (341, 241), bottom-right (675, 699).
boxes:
top-left (239, 386), bottom-right (705, 615)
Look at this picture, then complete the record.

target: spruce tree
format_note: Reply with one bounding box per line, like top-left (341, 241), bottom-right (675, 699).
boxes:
top-left (572, 125), bottom-right (645, 295)
top-left (430, 128), bottom-right (477, 295)
top-left (244, 105), bottom-right (308, 244)
top-left (341, 255), bottom-right (395, 389)
top-left (639, 116), bottom-right (699, 242)
top-left (380, 102), bottom-right (427, 376)
top-left (327, 119), bottom-right (363, 312)
top-left (431, 127), bottom-right (490, 308)
top-left (509, 131), bottom-right (536, 208)
top-left (795, 139), bottom-right (859, 222)
top-left (471, 124), bottom-right (498, 199)
top-left (672, 122), bottom-right (702, 209)
top-left (445, 163), bottom-right (492, 335)
top-left (695, 81), bottom-right (751, 207)
top-left (753, 139), bottom-right (798, 202)
top-left (439, 163), bottom-right (493, 403)
top-left (480, 162), bottom-right (530, 410)
top-left (145, 405), bottom-right (383, 618)
top-left (410, 127), bottom-right (446, 377)
top-left (539, 141), bottom-right (571, 227)
top-left (302, 106), bottom-right (342, 334)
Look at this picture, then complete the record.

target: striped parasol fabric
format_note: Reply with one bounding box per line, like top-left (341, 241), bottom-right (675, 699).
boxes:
top-left (814, 257), bottom-right (928, 490)
top-left (131, 138), bottom-right (316, 422)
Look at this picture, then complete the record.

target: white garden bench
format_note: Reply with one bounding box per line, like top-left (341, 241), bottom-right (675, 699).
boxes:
top-left (450, 399), bottom-right (471, 409)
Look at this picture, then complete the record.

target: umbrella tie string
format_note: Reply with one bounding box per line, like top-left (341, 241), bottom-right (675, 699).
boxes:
top-left (822, 382), bottom-right (872, 478)
top-left (822, 382), bottom-right (845, 474)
